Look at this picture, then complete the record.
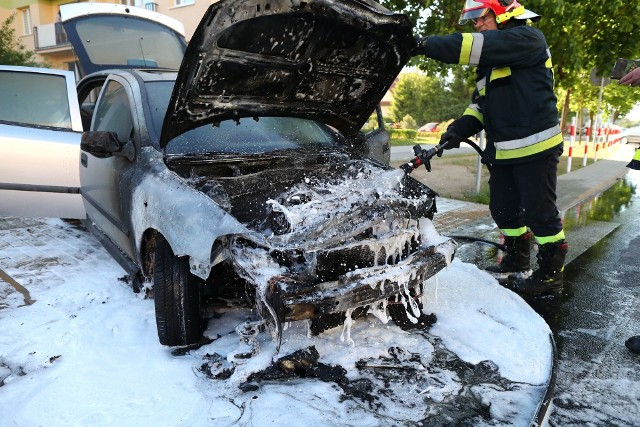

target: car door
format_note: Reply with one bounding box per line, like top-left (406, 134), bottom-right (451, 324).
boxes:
top-left (361, 105), bottom-right (391, 164)
top-left (0, 66), bottom-right (85, 219)
top-left (79, 76), bottom-right (137, 260)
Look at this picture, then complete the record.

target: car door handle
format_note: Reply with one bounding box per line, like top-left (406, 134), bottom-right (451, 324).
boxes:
top-left (81, 152), bottom-right (88, 167)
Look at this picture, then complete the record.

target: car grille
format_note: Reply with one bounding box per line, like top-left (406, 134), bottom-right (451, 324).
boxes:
top-left (315, 232), bottom-right (422, 282)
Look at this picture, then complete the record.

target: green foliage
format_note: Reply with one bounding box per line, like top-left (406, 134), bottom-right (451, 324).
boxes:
top-left (0, 14), bottom-right (42, 67)
top-left (390, 72), bottom-right (471, 126)
top-left (360, 112), bottom-right (380, 133)
top-left (400, 114), bottom-right (417, 129)
top-left (389, 128), bottom-right (418, 139)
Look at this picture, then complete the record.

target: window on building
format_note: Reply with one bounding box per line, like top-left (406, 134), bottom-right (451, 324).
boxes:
top-left (175, 0), bottom-right (195, 6)
top-left (145, 2), bottom-right (158, 12)
top-left (120, 0), bottom-right (136, 5)
top-left (19, 8), bottom-right (32, 36)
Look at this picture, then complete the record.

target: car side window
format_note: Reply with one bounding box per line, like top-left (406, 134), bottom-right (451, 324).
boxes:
top-left (359, 106), bottom-right (384, 134)
top-left (92, 80), bottom-right (133, 142)
top-left (0, 70), bottom-right (72, 129)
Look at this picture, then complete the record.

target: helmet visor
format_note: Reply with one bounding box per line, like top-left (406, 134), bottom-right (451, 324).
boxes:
top-left (459, 7), bottom-right (490, 25)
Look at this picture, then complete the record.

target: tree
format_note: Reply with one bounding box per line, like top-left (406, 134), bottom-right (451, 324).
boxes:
top-left (400, 114), bottom-right (417, 129)
top-left (380, 0), bottom-right (640, 125)
top-left (390, 71), bottom-right (471, 126)
top-left (0, 14), bottom-right (42, 66)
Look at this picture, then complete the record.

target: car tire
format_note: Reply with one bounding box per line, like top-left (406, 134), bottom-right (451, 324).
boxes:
top-left (153, 235), bottom-right (204, 346)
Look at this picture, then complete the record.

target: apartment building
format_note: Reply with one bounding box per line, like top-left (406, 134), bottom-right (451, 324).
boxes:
top-left (1, 0), bottom-right (216, 72)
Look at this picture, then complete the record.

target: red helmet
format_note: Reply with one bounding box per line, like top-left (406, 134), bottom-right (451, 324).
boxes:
top-left (458, 0), bottom-right (539, 25)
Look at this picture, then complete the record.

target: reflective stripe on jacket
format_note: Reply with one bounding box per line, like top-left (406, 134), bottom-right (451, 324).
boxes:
top-left (420, 25), bottom-right (562, 164)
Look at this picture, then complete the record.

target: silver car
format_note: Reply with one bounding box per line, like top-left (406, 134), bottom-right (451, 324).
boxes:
top-left (1, 0), bottom-right (453, 347)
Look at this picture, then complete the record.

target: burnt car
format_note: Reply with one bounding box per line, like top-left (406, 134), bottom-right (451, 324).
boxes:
top-left (1, 0), bottom-right (454, 347)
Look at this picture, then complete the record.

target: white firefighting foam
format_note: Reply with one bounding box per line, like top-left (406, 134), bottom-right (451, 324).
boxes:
top-left (0, 216), bottom-right (554, 427)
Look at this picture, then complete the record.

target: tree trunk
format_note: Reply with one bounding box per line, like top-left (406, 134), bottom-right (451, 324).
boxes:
top-left (560, 87), bottom-right (572, 132)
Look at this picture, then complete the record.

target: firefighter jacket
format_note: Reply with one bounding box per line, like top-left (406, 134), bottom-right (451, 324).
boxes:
top-left (628, 148), bottom-right (640, 170)
top-left (418, 25), bottom-right (563, 164)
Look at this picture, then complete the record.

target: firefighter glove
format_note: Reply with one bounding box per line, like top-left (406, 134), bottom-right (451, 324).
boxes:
top-left (413, 36), bottom-right (428, 56)
top-left (437, 129), bottom-right (462, 157)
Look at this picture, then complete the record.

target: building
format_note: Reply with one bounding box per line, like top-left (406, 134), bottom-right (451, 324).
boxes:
top-left (0, 0), bottom-right (215, 72)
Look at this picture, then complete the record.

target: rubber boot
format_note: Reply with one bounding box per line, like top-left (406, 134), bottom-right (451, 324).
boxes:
top-left (485, 232), bottom-right (532, 283)
top-left (626, 335), bottom-right (640, 355)
top-left (510, 240), bottom-right (568, 296)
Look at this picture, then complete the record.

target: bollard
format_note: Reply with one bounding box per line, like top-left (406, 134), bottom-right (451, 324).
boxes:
top-left (567, 116), bottom-right (576, 173)
top-left (593, 115), bottom-right (601, 162)
top-left (606, 121), bottom-right (612, 155)
top-left (582, 121), bottom-right (591, 167)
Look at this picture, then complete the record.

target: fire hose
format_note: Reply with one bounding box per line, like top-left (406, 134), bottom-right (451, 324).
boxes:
top-left (400, 138), bottom-right (491, 174)
top-left (400, 138), bottom-right (505, 251)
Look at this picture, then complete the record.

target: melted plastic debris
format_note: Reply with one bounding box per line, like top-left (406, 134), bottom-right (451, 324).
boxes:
top-left (228, 245), bottom-right (286, 342)
top-left (201, 332), bottom-right (547, 426)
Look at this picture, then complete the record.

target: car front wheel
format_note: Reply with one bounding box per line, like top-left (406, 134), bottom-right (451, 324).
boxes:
top-left (153, 235), bottom-right (204, 346)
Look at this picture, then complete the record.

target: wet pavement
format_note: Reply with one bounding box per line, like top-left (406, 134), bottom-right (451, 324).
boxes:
top-left (534, 174), bottom-right (640, 426)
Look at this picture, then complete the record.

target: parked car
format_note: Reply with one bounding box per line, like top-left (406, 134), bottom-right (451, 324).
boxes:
top-left (418, 122), bottom-right (439, 133)
top-left (0, 0), bottom-right (454, 347)
top-left (625, 126), bottom-right (640, 146)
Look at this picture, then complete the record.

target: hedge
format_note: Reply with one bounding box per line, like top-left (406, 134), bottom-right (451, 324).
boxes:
top-left (388, 128), bottom-right (418, 139)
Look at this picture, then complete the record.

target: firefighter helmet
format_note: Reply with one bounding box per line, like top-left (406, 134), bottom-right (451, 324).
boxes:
top-left (458, 0), bottom-right (540, 25)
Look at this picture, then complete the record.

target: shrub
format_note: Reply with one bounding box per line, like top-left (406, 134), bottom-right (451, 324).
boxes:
top-left (389, 128), bottom-right (418, 139)
top-left (400, 114), bottom-right (417, 130)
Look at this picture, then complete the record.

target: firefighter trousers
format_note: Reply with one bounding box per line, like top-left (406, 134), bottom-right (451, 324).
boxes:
top-left (488, 147), bottom-right (563, 239)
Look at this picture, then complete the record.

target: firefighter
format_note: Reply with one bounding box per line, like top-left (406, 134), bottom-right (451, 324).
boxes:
top-left (618, 65), bottom-right (640, 354)
top-left (413, 0), bottom-right (568, 295)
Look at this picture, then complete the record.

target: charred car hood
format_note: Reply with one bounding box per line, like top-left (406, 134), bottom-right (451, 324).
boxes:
top-left (161, 0), bottom-right (415, 148)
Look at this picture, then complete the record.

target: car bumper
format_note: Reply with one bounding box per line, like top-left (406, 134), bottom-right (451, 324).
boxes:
top-left (273, 242), bottom-right (452, 321)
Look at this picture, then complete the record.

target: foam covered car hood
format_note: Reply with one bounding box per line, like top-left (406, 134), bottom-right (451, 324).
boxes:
top-left (161, 0), bottom-right (414, 148)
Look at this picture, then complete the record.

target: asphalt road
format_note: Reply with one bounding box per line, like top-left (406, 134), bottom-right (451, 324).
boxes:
top-left (543, 171), bottom-right (640, 425)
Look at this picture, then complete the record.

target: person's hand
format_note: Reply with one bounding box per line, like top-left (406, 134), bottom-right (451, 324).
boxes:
top-left (437, 129), bottom-right (462, 157)
top-left (619, 67), bottom-right (640, 87)
top-left (413, 36), bottom-right (428, 56)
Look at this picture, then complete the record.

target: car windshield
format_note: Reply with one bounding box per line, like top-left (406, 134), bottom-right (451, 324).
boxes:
top-left (146, 81), bottom-right (339, 155)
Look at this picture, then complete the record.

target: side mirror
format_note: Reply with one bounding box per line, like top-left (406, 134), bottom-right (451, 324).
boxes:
top-left (81, 131), bottom-right (135, 161)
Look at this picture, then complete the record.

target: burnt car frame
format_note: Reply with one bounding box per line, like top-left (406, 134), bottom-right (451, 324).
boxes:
top-left (1, 0), bottom-right (454, 347)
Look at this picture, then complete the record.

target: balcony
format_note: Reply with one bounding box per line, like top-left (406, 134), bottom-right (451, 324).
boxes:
top-left (34, 22), bottom-right (69, 50)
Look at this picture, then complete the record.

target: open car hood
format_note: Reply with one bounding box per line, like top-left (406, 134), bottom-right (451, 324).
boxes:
top-left (60, 3), bottom-right (187, 78)
top-left (161, 0), bottom-right (414, 148)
